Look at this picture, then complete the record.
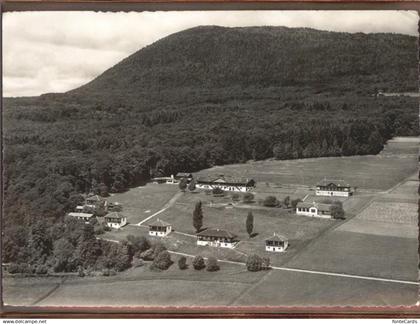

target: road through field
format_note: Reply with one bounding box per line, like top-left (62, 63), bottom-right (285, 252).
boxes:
top-left (136, 191), bottom-right (184, 225)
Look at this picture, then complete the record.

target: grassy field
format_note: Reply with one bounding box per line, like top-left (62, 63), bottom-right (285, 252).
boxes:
top-left (284, 231), bottom-right (418, 281)
top-left (107, 183), bottom-right (179, 224)
top-left (230, 270), bottom-right (419, 307)
top-left (195, 137), bottom-right (419, 191)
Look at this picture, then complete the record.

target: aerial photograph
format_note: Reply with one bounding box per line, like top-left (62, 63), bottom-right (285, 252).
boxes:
top-left (2, 10), bottom-right (419, 310)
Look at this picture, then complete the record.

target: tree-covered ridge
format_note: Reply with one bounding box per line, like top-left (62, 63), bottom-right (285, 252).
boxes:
top-left (2, 26), bottom-right (418, 271)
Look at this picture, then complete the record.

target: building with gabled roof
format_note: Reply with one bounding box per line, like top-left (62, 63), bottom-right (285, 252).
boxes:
top-left (175, 173), bottom-right (193, 181)
top-left (196, 228), bottom-right (237, 248)
top-left (67, 212), bottom-right (94, 223)
top-left (265, 233), bottom-right (289, 252)
top-left (196, 174), bottom-right (255, 193)
top-left (148, 219), bottom-right (172, 237)
top-left (104, 212), bottom-right (127, 229)
top-left (296, 201), bottom-right (332, 219)
top-left (315, 179), bottom-right (353, 197)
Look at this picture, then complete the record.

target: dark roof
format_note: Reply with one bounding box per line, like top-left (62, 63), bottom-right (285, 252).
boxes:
top-left (197, 228), bottom-right (237, 239)
top-left (105, 212), bottom-right (126, 220)
top-left (317, 179), bottom-right (350, 187)
top-left (86, 194), bottom-right (104, 202)
top-left (196, 175), bottom-right (254, 185)
top-left (297, 201), bottom-right (332, 212)
top-left (148, 218), bottom-right (171, 227)
top-left (265, 233), bottom-right (288, 242)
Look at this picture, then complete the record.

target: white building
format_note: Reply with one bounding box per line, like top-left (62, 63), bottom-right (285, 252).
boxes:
top-left (104, 212), bottom-right (127, 229)
top-left (296, 201), bottom-right (332, 219)
top-left (196, 175), bottom-right (255, 193)
top-left (315, 179), bottom-right (352, 197)
top-left (148, 219), bottom-right (172, 237)
top-left (196, 228), bottom-right (237, 249)
top-left (265, 233), bottom-right (288, 252)
top-left (67, 212), bottom-right (94, 223)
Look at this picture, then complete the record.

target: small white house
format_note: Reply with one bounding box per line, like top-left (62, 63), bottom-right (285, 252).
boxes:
top-left (148, 219), bottom-right (172, 237)
top-left (265, 233), bottom-right (288, 252)
top-left (315, 179), bottom-right (352, 197)
top-left (196, 175), bottom-right (255, 193)
top-left (104, 212), bottom-right (127, 229)
top-left (296, 201), bottom-right (332, 219)
top-left (67, 212), bottom-right (94, 223)
top-left (166, 174), bottom-right (180, 185)
top-left (196, 228), bottom-right (237, 249)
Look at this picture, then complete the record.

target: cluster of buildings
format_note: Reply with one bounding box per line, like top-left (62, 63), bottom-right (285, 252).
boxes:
top-left (67, 194), bottom-right (127, 229)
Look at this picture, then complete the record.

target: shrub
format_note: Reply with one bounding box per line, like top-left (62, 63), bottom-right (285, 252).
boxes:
top-left (246, 254), bottom-right (263, 272)
top-left (231, 193), bottom-right (240, 202)
top-left (102, 269), bottom-right (110, 276)
top-left (206, 257), bottom-right (220, 272)
top-left (261, 257), bottom-right (271, 270)
top-left (178, 256), bottom-right (188, 270)
top-left (78, 266), bottom-right (85, 277)
top-left (212, 187), bottom-right (224, 196)
top-left (331, 201), bottom-right (345, 219)
top-left (263, 196), bottom-right (279, 207)
top-left (291, 198), bottom-right (302, 209)
top-left (152, 242), bottom-right (167, 259)
top-left (7, 263), bottom-right (20, 274)
top-left (152, 251), bottom-right (172, 270)
top-left (192, 255), bottom-right (205, 270)
top-left (243, 192), bottom-right (254, 203)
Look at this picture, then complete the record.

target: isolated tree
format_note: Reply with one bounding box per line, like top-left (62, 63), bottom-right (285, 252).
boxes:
top-left (193, 201), bottom-right (203, 233)
top-left (246, 254), bottom-right (263, 272)
top-left (291, 198), bottom-right (302, 210)
top-left (179, 178), bottom-right (188, 192)
top-left (331, 201), bottom-right (345, 220)
top-left (246, 211), bottom-right (254, 238)
top-left (152, 241), bottom-right (167, 259)
top-left (283, 196), bottom-right (290, 208)
top-left (206, 257), bottom-right (220, 272)
top-left (263, 196), bottom-right (278, 207)
top-left (243, 192), bottom-right (254, 203)
top-left (192, 255), bottom-right (205, 270)
top-left (261, 257), bottom-right (271, 270)
top-left (188, 179), bottom-right (196, 192)
top-left (152, 250), bottom-right (172, 270)
top-left (178, 256), bottom-right (188, 270)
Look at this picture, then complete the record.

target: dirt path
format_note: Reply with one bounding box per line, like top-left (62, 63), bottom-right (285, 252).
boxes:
top-left (136, 191), bottom-right (184, 226)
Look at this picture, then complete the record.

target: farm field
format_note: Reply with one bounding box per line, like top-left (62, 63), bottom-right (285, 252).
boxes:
top-left (195, 137), bottom-right (419, 191)
top-left (230, 270), bottom-right (419, 307)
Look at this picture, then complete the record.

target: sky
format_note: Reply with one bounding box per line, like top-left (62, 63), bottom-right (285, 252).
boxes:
top-left (3, 10), bottom-right (419, 97)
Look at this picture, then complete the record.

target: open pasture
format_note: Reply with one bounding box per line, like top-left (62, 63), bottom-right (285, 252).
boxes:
top-left (107, 183), bottom-right (178, 224)
top-left (194, 137), bottom-right (418, 191)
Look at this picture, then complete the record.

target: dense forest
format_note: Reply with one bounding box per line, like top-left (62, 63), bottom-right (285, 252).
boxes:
top-left (3, 26), bottom-right (418, 273)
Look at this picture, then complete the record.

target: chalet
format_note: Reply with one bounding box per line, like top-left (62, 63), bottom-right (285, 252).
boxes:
top-left (85, 194), bottom-right (108, 211)
top-left (196, 228), bottom-right (237, 249)
top-left (104, 212), bottom-right (127, 229)
top-left (315, 179), bottom-right (353, 197)
top-left (166, 175), bottom-right (179, 185)
top-left (67, 212), bottom-right (94, 223)
top-left (265, 233), bottom-right (289, 252)
top-left (175, 173), bottom-right (193, 182)
top-left (196, 175), bottom-right (255, 192)
top-left (296, 201), bottom-right (332, 219)
top-left (148, 219), bottom-right (172, 237)
top-left (75, 205), bottom-right (85, 213)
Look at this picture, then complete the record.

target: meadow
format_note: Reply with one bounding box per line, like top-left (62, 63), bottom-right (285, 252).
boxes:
top-left (195, 137), bottom-right (419, 191)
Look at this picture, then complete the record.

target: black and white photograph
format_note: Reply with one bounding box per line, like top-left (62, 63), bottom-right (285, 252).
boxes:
top-left (2, 9), bottom-right (419, 310)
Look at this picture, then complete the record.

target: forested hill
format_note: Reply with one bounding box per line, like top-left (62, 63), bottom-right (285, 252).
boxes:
top-left (52, 25), bottom-right (417, 107)
top-left (3, 26), bottom-right (418, 268)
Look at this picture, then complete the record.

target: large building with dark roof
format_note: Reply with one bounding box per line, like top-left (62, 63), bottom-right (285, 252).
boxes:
top-left (196, 228), bottom-right (237, 248)
top-left (315, 179), bottom-right (353, 197)
top-left (196, 174), bottom-right (255, 193)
